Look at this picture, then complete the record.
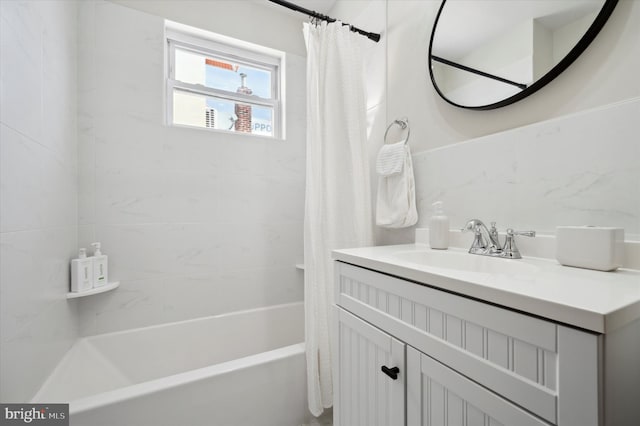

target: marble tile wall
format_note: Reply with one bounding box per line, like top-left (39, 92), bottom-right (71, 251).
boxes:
top-left (76, 1), bottom-right (306, 335)
top-left (412, 98), bottom-right (640, 240)
top-left (0, 0), bottom-right (80, 401)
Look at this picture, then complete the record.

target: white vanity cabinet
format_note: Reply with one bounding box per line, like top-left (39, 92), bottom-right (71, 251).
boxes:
top-left (333, 261), bottom-right (612, 426)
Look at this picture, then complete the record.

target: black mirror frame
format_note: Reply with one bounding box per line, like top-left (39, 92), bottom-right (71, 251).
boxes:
top-left (428, 0), bottom-right (619, 110)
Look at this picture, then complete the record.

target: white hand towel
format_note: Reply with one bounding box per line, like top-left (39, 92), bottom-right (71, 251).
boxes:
top-left (376, 143), bottom-right (418, 228)
top-left (376, 140), bottom-right (406, 176)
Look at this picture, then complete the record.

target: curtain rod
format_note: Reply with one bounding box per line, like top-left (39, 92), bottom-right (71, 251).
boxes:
top-left (267, 0), bottom-right (381, 43)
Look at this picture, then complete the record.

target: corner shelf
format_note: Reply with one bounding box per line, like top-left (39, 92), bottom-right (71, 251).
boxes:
top-left (67, 281), bottom-right (120, 299)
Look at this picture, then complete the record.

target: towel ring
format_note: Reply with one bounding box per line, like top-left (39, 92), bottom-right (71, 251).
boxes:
top-left (384, 117), bottom-right (410, 145)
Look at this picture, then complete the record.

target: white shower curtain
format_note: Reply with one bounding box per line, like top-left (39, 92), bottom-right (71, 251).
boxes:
top-left (303, 22), bottom-right (373, 417)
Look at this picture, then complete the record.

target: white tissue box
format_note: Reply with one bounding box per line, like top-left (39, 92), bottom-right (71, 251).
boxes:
top-left (556, 226), bottom-right (624, 271)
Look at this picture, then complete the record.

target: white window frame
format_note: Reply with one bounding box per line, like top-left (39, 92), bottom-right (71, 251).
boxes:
top-left (165, 23), bottom-right (284, 139)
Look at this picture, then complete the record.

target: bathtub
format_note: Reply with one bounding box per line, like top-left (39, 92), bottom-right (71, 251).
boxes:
top-left (33, 302), bottom-right (307, 426)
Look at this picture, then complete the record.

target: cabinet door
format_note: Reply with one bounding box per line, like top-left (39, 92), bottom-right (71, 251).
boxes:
top-left (407, 347), bottom-right (549, 426)
top-left (334, 307), bottom-right (405, 426)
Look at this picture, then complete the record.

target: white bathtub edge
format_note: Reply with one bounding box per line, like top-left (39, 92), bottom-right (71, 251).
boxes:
top-left (84, 301), bottom-right (304, 340)
top-left (69, 342), bottom-right (305, 416)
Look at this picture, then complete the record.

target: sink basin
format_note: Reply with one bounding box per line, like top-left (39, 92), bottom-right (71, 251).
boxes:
top-left (392, 249), bottom-right (539, 276)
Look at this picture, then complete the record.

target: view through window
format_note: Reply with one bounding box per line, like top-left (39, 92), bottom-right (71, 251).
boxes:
top-left (167, 26), bottom-right (282, 138)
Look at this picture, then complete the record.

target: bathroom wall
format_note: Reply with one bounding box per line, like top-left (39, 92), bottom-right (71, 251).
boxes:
top-left (333, 0), bottom-right (640, 243)
top-left (412, 99), bottom-right (640, 238)
top-left (0, 0), bottom-right (80, 401)
top-left (76, 1), bottom-right (306, 335)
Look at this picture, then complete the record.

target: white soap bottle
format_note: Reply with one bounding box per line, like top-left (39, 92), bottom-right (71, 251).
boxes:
top-left (91, 242), bottom-right (108, 288)
top-left (429, 201), bottom-right (450, 250)
top-left (71, 248), bottom-right (94, 292)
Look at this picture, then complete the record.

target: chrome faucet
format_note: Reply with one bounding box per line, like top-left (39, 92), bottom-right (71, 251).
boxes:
top-left (462, 219), bottom-right (535, 259)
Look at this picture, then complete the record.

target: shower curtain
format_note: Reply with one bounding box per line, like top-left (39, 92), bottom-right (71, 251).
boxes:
top-left (303, 22), bottom-right (373, 417)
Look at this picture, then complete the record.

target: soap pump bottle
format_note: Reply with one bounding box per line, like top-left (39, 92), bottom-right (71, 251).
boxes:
top-left (91, 242), bottom-right (108, 288)
top-left (71, 248), bottom-right (94, 292)
top-left (429, 201), bottom-right (450, 250)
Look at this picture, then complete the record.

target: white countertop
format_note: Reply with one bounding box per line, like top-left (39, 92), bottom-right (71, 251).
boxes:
top-left (333, 244), bottom-right (640, 334)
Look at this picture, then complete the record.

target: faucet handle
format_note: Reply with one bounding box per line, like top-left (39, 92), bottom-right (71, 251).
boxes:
top-left (461, 219), bottom-right (488, 254)
top-left (502, 229), bottom-right (536, 259)
top-left (507, 229), bottom-right (536, 238)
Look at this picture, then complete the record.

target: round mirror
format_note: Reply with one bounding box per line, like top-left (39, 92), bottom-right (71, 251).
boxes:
top-left (429, 0), bottom-right (618, 110)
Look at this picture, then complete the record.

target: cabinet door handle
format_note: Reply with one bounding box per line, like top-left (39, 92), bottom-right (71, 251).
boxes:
top-left (381, 365), bottom-right (400, 380)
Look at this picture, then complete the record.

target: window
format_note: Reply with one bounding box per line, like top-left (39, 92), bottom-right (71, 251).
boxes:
top-left (166, 23), bottom-right (284, 138)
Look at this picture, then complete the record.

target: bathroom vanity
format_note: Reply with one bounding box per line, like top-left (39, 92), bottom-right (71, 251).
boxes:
top-left (332, 245), bottom-right (640, 426)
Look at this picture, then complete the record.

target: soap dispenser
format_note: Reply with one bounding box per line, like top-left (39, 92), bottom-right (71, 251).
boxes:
top-left (429, 201), bottom-right (450, 250)
top-left (71, 248), bottom-right (94, 292)
top-left (91, 242), bottom-right (108, 288)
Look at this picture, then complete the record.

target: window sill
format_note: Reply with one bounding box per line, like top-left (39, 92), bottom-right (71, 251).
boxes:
top-left (168, 122), bottom-right (286, 141)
